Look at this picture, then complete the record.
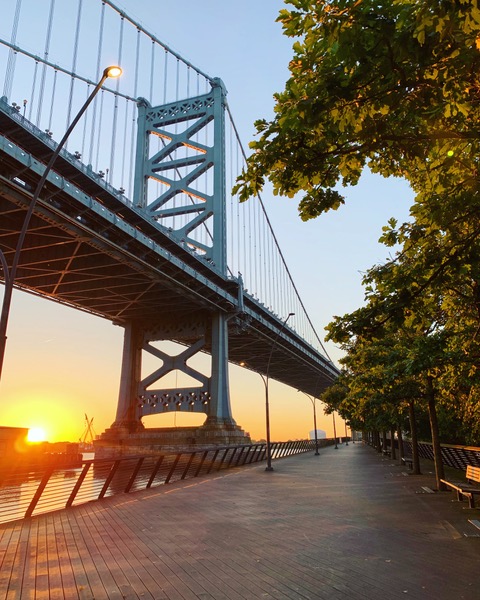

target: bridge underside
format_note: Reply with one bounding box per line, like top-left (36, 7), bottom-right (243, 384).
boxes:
top-left (0, 113), bottom-right (337, 407)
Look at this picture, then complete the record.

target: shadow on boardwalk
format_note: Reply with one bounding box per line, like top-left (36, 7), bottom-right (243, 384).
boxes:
top-left (1, 443), bottom-right (479, 599)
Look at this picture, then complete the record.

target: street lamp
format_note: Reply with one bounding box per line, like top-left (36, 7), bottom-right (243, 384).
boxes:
top-left (0, 66), bottom-right (122, 382)
top-left (265, 312), bottom-right (294, 472)
top-left (332, 410), bottom-right (338, 449)
top-left (298, 391), bottom-right (320, 456)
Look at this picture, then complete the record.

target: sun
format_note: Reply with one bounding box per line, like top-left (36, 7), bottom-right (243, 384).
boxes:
top-left (27, 427), bottom-right (47, 443)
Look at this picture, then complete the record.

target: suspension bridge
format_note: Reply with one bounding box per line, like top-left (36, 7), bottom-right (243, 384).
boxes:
top-left (0, 0), bottom-right (338, 447)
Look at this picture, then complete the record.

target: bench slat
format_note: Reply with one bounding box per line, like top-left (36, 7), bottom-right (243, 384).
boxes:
top-left (441, 466), bottom-right (480, 508)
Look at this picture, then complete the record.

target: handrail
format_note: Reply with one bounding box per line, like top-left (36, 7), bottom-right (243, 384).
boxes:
top-left (376, 438), bottom-right (480, 471)
top-left (0, 439), bottom-right (333, 525)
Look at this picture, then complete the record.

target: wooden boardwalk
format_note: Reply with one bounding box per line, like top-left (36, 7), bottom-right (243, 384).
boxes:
top-left (1, 443), bottom-right (480, 599)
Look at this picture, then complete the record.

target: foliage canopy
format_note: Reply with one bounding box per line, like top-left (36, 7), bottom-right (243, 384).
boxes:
top-left (234, 0), bottom-right (480, 221)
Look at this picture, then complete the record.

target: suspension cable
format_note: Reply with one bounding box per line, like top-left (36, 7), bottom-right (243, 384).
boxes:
top-left (3, 0), bottom-right (22, 100)
top-left (101, 0), bottom-right (213, 83)
top-left (109, 15), bottom-right (124, 183)
top-left (66, 0), bottom-right (83, 147)
top-left (28, 61), bottom-right (39, 121)
top-left (89, 0), bottom-right (105, 166)
top-left (36, 0), bottom-right (55, 127)
top-left (47, 69), bottom-right (58, 134)
top-left (0, 38), bottom-right (134, 101)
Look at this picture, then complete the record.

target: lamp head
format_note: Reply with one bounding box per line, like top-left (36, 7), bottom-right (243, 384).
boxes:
top-left (104, 65), bottom-right (122, 79)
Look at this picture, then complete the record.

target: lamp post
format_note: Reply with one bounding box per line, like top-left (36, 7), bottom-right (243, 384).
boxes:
top-left (299, 391), bottom-right (320, 456)
top-left (0, 66), bottom-right (122, 382)
top-left (332, 410), bottom-right (338, 449)
top-left (265, 312), bottom-right (294, 472)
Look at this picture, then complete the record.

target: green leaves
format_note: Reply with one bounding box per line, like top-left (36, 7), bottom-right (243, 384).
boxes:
top-left (234, 0), bottom-right (480, 223)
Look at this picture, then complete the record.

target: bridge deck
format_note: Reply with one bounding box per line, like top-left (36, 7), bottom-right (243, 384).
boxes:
top-left (1, 444), bottom-right (479, 599)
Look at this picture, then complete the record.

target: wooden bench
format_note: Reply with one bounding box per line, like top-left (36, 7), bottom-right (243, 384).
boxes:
top-left (440, 465), bottom-right (480, 508)
top-left (401, 456), bottom-right (413, 470)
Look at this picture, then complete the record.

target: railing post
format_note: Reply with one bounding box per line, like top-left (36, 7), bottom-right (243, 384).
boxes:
top-left (99, 460), bottom-right (121, 499)
top-left (235, 447), bottom-right (245, 466)
top-left (241, 447), bottom-right (251, 465)
top-left (217, 448), bottom-right (230, 471)
top-left (259, 444), bottom-right (267, 461)
top-left (194, 451), bottom-right (209, 477)
top-left (226, 447), bottom-right (238, 468)
top-left (124, 457), bottom-right (145, 493)
top-left (66, 462), bottom-right (92, 507)
top-left (207, 449), bottom-right (220, 474)
top-left (25, 466), bottom-right (55, 518)
top-left (181, 453), bottom-right (196, 480)
top-left (247, 445), bottom-right (258, 464)
top-left (146, 455), bottom-right (164, 488)
top-left (165, 454), bottom-right (182, 484)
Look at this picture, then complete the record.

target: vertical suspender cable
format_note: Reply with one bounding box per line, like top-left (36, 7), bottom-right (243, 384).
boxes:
top-left (173, 58), bottom-right (180, 230)
top-left (89, 1), bottom-right (105, 166)
top-left (81, 84), bottom-right (90, 159)
top-left (3, 0), bottom-right (23, 101)
top-left (36, 0), bottom-right (56, 127)
top-left (266, 207), bottom-right (275, 312)
top-left (47, 70), bottom-right (58, 134)
top-left (274, 242), bottom-right (279, 316)
top-left (109, 15), bottom-right (124, 183)
top-left (248, 193), bottom-right (253, 296)
top-left (149, 37), bottom-right (155, 102)
top-left (28, 62), bottom-right (39, 121)
top-left (229, 120), bottom-right (234, 272)
top-left (66, 0), bottom-right (83, 149)
top-left (121, 97), bottom-right (130, 193)
top-left (237, 146), bottom-right (241, 278)
top-left (95, 89), bottom-right (105, 171)
top-left (163, 48), bottom-right (168, 104)
top-left (128, 28), bottom-right (141, 199)
top-left (278, 253), bottom-right (282, 317)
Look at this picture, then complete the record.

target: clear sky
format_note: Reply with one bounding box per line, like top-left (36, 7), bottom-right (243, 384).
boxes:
top-left (0, 0), bottom-right (413, 443)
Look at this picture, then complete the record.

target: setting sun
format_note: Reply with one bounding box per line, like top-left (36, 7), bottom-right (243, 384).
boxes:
top-left (27, 427), bottom-right (47, 443)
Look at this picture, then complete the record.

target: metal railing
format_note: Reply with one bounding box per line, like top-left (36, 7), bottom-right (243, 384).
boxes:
top-left (0, 439), bottom-right (331, 525)
top-left (375, 438), bottom-right (480, 471)
top-left (402, 441), bottom-right (480, 471)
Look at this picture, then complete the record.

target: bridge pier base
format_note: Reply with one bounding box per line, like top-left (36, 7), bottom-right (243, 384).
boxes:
top-left (95, 421), bottom-right (250, 458)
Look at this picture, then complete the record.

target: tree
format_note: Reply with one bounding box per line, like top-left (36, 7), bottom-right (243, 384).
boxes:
top-left (232, 1), bottom-right (480, 467)
top-left (234, 1), bottom-right (480, 221)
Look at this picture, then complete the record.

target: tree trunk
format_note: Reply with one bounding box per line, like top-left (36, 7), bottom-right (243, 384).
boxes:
top-left (382, 430), bottom-right (388, 454)
top-left (397, 424), bottom-right (404, 464)
top-left (426, 376), bottom-right (446, 490)
top-left (374, 430), bottom-right (382, 453)
top-left (390, 427), bottom-right (396, 460)
top-left (408, 400), bottom-right (421, 475)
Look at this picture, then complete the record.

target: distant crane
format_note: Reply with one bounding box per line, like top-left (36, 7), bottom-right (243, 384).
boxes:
top-left (79, 414), bottom-right (96, 447)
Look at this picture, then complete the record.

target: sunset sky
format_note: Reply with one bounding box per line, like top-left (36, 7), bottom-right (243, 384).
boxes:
top-left (0, 0), bottom-right (413, 443)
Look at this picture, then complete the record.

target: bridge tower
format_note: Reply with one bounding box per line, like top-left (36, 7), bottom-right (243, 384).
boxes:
top-left (101, 78), bottom-right (249, 450)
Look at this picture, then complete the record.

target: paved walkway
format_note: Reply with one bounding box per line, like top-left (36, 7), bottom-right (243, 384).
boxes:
top-left (1, 443), bottom-right (480, 599)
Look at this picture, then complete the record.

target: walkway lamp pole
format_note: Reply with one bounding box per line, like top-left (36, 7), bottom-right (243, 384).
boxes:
top-left (0, 66), bottom-right (122, 383)
top-left (298, 391), bottom-right (320, 456)
top-left (332, 411), bottom-right (338, 449)
top-left (265, 312), bottom-right (294, 472)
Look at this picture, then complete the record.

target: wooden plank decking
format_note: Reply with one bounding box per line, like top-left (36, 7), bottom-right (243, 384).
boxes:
top-left (1, 444), bottom-right (480, 599)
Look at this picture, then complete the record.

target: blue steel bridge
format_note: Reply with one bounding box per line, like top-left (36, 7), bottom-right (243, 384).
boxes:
top-left (0, 0), bottom-right (338, 437)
